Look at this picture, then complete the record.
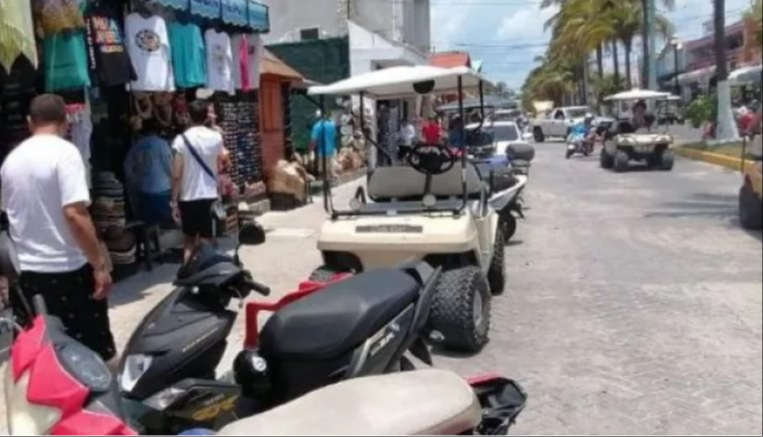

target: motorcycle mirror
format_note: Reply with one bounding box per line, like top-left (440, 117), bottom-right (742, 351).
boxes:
top-left (239, 222), bottom-right (266, 247)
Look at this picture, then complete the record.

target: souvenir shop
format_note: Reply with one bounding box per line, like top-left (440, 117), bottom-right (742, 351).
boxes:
top-left (0, 0), bottom-right (271, 272)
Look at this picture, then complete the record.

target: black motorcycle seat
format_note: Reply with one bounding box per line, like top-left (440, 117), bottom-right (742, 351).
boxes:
top-left (260, 269), bottom-right (420, 360)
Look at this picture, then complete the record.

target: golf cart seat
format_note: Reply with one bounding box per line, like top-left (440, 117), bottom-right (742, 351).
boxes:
top-left (259, 268), bottom-right (420, 360)
top-left (219, 369), bottom-right (481, 436)
top-left (368, 164), bottom-right (483, 202)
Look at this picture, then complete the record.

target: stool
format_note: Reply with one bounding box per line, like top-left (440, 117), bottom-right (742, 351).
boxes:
top-left (125, 221), bottom-right (163, 271)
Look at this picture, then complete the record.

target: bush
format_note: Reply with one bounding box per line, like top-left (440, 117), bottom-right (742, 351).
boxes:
top-left (686, 95), bottom-right (717, 128)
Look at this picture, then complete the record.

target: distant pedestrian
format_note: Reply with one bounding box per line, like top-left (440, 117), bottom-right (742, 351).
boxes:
top-left (171, 100), bottom-right (225, 264)
top-left (310, 111), bottom-right (338, 179)
top-left (399, 119), bottom-right (417, 162)
top-left (1, 94), bottom-right (116, 364)
top-left (422, 115), bottom-right (442, 144)
top-left (448, 116), bottom-right (465, 150)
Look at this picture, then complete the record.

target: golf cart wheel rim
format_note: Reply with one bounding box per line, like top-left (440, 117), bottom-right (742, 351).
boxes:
top-left (474, 290), bottom-right (484, 327)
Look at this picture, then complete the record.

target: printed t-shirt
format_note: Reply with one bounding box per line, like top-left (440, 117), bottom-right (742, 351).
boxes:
top-left (125, 13), bottom-right (175, 91)
top-left (204, 29), bottom-right (234, 94)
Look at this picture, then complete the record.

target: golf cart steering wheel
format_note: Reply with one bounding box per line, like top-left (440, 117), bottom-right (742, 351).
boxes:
top-left (407, 143), bottom-right (456, 175)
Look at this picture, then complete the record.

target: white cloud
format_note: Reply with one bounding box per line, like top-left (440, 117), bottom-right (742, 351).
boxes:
top-left (496, 6), bottom-right (558, 40)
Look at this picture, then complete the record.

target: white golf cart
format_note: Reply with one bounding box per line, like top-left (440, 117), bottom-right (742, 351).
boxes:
top-left (307, 66), bottom-right (506, 352)
top-left (600, 89), bottom-right (676, 173)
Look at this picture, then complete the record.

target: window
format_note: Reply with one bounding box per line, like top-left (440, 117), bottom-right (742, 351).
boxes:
top-left (300, 28), bottom-right (320, 41)
top-left (554, 110), bottom-right (566, 120)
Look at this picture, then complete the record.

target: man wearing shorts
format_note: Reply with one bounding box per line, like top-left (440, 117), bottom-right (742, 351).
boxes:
top-left (1, 94), bottom-right (116, 364)
top-left (171, 100), bottom-right (224, 263)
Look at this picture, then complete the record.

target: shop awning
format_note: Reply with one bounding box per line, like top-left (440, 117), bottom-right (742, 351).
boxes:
top-left (677, 66), bottom-right (716, 85)
top-left (151, 0), bottom-right (269, 32)
top-left (261, 49), bottom-right (304, 81)
top-left (729, 65), bottom-right (762, 86)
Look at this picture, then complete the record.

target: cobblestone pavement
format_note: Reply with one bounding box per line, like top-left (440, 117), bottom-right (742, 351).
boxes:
top-left (1, 140), bottom-right (761, 435)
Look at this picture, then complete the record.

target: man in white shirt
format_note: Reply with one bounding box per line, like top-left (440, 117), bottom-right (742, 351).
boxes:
top-left (171, 100), bottom-right (225, 263)
top-left (1, 94), bottom-right (115, 362)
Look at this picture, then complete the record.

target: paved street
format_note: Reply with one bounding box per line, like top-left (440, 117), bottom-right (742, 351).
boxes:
top-left (1, 140), bottom-right (761, 435)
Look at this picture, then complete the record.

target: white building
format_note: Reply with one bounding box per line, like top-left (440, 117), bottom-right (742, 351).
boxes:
top-left (263, 0), bottom-right (430, 74)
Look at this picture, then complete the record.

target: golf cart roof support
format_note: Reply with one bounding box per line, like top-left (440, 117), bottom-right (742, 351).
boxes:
top-left (318, 96), bottom-right (335, 216)
top-left (458, 75), bottom-right (468, 214)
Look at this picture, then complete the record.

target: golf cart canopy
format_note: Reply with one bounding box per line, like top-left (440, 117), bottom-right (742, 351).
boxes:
top-left (308, 66), bottom-right (492, 99)
top-left (605, 89), bottom-right (671, 101)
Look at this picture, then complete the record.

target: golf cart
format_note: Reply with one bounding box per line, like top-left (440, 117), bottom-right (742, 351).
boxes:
top-left (657, 95), bottom-right (685, 125)
top-left (307, 66), bottom-right (505, 352)
top-left (600, 89), bottom-right (676, 173)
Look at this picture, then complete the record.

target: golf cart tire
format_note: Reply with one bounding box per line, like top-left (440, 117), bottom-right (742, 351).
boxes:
top-left (600, 149), bottom-right (614, 169)
top-left (533, 128), bottom-right (545, 143)
top-left (430, 266), bottom-right (491, 353)
top-left (488, 226), bottom-right (506, 296)
top-left (502, 212), bottom-right (518, 241)
top-left (739, 184), bottom-right (763, 230)
top-left (565, 149), bottom-right (573, 159)
top-left (660, 150), bottom-right (675, 171)
top-left (309, 265), bottom-right (344, 283)
top-left (614, 150), bottom-right (630, 173)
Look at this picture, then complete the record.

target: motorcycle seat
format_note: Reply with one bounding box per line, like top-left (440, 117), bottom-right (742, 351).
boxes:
top-left (260, 269), bottom-right (420, 360)
top-left (218, 369), bottom-right (481, 436)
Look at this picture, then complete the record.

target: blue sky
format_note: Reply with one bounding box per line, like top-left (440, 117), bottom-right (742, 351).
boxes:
top-left (431, 0), bottom-right (755, 89)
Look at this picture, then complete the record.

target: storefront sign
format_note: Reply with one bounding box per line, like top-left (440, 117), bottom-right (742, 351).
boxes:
top-left (191, 0), bottom-right (222, 19)
top-left (247, 1), bottom-right (269, 33)
top-left (151, 0), bottom-right (190, 11)
top-left (222, 0), bottom-right (248, 27)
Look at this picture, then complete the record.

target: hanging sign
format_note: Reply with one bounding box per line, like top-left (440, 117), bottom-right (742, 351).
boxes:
top-left (191, 0), bottom-right (221, 19)
top-left (222, 0), bottom-right (248, 26)
top-left (151, 0), bottom-right (189, 11)
top-left (247, 0), bottom-right (269, 32)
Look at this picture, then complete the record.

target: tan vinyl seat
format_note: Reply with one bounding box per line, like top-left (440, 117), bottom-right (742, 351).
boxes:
top-left (218, 370), bottom-right (481, 436)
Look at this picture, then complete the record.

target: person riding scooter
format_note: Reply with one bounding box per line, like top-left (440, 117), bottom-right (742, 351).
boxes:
top-left (569, 114), bottom-right (597, 155)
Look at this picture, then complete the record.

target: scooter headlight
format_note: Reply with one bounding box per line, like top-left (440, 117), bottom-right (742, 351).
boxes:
top-left (120, 354), bottom-right (153, 393)
top-left (144, 387), bottom-right (187, 411)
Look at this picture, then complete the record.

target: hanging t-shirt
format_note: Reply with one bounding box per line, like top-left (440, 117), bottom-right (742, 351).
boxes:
top-left (247, 34), bottom-right (263, 90)
top-left (204, 29), bottom-right (235, 94)
top-left (169, 22), bottom-right (207, 89)
top-left (33, 0), bottom-right (87, 37)
top-left (125, 13), bottom-right (175, 92)
top-left (85, 4), bottom-right (136, 86)
top-left (231, 34), bottom-right (250, 91)
top-left (44, 31), bottom-right (92, 92)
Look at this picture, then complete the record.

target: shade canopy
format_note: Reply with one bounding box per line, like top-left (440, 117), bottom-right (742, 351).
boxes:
top-left (437, 95), bottom-right (518, 112)
top-left (729, 65), bottom-right (762, 86)
top-left (605, 89), bottom-right (671, 101)
top-left (308, 66), bottom-right (491, 98)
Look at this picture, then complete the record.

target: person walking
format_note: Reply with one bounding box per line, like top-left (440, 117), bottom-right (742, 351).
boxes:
top-left (1, 94), bottom-right (116, 364)
top-left (310, 111), bottom-right (337, 179)
top-left (171, 100), bottom-right (225, 264)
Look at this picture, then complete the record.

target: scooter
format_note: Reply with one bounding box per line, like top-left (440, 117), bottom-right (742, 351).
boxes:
top-left (3, 298), bottom-right (526, 436)
top-left (117, 224), bottom-right (444, 434)
top-left (565, 132), bottom-right (592, 159)
top-left (474, 157), bottom-right (529, 243)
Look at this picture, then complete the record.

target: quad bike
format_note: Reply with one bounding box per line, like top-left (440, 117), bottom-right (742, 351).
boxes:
top-left (2, 298), bottom-right (527, 436)
top-left (308, 66), bottom-right (507, 354)
top-left (600, 89), bottom-right (676, 173)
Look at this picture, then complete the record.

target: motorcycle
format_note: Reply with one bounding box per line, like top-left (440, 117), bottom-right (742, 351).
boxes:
top-left (117, 224), bottom-right (445, 434)
top-left (565, 132), bottom-right (593, 159)
top-left (3, 297), bottom-right (526, 436)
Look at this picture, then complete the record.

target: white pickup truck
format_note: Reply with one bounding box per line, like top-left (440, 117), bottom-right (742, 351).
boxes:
top-left (530, 106), bottom-right (597, 142)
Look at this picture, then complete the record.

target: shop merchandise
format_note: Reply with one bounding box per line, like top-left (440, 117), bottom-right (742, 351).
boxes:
top-left (33, 0), bottom-right (86, 37)
top-left (204, 29), bottom-right (234, 94)
top-left (231, 33), bottom-right (250, 91)
top-left (44, 30), bottom-right (91, 92)
top-left (84, 1), bottom-right (136, 86)
top-left (66, 103), bottom-right (93, 187)
top-left (0, 59), bottom-right (37, 151)
top-left (169, 21), bottom-right (207, 89)
top-left (125, 13), bottom-right (174, 91)
top-left (247, 34), bottom-right (262, 89)
top-left (214, 94), bottom-right (263, 189)
top-left (91, 172), bottom-right (127, 233)
top-left (0, 0), bottom-right (38, 71)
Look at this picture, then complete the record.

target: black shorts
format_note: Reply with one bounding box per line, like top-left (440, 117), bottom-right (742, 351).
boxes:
top-left (180, 199), bottom-right (216, 239)
top-left (13, 265), bottom-right (116, 361)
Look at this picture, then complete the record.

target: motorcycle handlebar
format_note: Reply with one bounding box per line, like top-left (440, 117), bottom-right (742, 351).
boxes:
top-left (244, 276), bottom-right (271, 296)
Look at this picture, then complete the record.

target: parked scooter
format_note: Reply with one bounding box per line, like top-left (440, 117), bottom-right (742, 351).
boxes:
top-left (3, 298), bottom-right (526, 436)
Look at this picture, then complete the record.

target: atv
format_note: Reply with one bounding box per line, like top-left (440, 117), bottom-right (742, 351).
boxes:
top-left (600, 89), bottom-right (676, 173)
top-left (307, 66), bottom-right (505, 353)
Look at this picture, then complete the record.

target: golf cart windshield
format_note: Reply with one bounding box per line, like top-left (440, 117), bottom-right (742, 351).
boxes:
top-left (308, 66), bottom-right (493, 218)
top-left (491, 124), bottom-right (519, 142)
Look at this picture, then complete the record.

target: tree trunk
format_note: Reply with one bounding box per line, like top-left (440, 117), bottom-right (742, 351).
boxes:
top-left (624, 41), bottom-right (632, 89)
top-left (596, 44), bottom-right (604, 78)
top-left (612, 41), bottom-right (621, 86)
top-left (642, 0), bottom-right (651, 89)
top-left (714, 0), bottom-right (739, 140)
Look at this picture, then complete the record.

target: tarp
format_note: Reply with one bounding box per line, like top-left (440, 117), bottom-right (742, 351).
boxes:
top-left (308, 66), bottom-right (491, 98)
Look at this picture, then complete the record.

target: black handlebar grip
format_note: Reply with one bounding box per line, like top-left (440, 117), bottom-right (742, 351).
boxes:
top-left (250, 280), bottom-right (271, 296)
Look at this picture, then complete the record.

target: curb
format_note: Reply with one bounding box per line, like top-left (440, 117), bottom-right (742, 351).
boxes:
top-left (675, 147), bottom-right (755, 173)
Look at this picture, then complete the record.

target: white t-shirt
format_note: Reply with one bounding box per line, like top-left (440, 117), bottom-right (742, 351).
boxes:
top-left (205, 30), bottom-right (234, 94)
top-left (126, 13), bottom-right (175, 91)
top-left (1, 135), bottom-right (90, 273)
top-left (172, 126), bottom-right (224, 202)
top-left (248, 34), bottom-right (263, 90)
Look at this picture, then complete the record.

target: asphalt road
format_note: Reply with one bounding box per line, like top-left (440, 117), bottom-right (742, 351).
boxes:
top-left (436, 140), bottom-right (763, 435)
